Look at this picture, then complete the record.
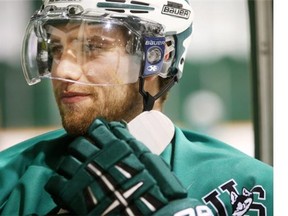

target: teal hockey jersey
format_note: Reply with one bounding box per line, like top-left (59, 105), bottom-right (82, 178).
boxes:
top-left (0, 127), bottom-right (273, 215)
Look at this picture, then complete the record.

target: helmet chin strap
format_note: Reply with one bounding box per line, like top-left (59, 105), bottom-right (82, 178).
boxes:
top-left (139, 75), bottom-right (178, 111)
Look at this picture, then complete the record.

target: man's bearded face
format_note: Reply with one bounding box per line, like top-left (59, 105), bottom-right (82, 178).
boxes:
top-left (49, 22), bottom-right (143, 135)
top-left (53, 81), bottom-right (143, 135)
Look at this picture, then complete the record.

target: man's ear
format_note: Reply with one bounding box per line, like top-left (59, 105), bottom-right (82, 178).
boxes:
top-left (139, 75), bottom-right (165, 111)
top-left (143, 75), bottom-right (160, 95)
top-left (144, 75), bottom-right (160, 103)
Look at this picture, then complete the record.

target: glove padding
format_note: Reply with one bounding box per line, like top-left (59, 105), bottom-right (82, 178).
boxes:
top-left (45, 118), bottom-right (213, 216)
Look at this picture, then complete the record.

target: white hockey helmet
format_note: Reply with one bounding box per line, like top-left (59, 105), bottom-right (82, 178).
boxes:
top-left (21, 0), bottom-right (194, 86)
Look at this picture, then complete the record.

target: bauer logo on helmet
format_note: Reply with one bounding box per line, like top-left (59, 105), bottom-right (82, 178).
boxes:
top-left (162, 1), bottom-right (191, 19)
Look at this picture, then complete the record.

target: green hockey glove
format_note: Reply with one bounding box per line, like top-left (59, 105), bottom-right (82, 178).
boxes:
top-left (45, 118), bottom-right (213, 216)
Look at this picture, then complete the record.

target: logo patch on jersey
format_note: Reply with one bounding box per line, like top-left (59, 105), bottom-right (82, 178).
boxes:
top-left (230, 188), bottom-right (253, 216)
top-left (202, 179), bottom-right (267, 216)
top-left (161, 1), bottom-right (191, 19)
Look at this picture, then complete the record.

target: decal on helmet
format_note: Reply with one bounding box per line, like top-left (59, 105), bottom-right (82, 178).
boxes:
top-left (143, 37), bottom-right (166, 77)
top-left (161, 1), bottom-right (191, 20)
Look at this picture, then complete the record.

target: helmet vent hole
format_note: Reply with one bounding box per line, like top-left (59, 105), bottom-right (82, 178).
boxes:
top-left (180, 58), bottom-right (185, 64)
top-left (130, 10), bottom-right (149, 13)
top-left (105, 0), bottom-right (126, 2)
top-left (99, 0), bottom-right (152, 13)
top-left (106, 9), bottom-right (125, 13)
top-left (166, 40), bottom-right (172, 47)
top-left (131, 1), bottom-right (150, 6)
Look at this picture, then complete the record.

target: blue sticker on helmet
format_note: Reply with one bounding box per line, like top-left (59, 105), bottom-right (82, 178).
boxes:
top-left (143, 37), bottom-right (165, 77)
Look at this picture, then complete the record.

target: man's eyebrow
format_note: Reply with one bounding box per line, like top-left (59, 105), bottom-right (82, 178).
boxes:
top-left (87, 35), bottom-right (116, 43)
top-left (46, 24), bottom-right (82, 40)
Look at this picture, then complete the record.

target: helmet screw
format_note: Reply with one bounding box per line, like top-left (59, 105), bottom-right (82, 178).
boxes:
top-left (69, 7), bottom-right (76, 15)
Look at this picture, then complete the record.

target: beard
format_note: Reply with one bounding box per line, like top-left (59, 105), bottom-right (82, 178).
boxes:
top-left (53, 81), bottom-right (143, 136)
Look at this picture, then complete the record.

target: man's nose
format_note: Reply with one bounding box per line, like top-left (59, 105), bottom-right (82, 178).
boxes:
top-left (53, 49), bottom-right (83, 81)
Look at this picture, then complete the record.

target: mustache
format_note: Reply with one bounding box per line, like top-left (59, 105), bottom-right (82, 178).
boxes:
top-left (53, 81), bottom-right (99, 97)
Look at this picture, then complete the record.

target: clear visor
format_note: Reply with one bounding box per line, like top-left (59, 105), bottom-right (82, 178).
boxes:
top-left (22, 16), bottom-right (151, 86)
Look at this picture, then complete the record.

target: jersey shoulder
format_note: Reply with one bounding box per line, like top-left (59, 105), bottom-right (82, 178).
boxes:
top-left (169, 127), bottom-right (273, 216)
top-left (0, 129), bottom-right (71, 167)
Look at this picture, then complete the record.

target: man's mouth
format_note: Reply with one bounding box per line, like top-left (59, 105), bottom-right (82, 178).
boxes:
top-left (60, 91), bottom-right (91, 104)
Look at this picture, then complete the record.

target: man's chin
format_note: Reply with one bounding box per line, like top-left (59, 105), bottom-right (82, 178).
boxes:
top-left (61, 113), bottom-right (94, 136)
top-left (62, 120), bottom-right (91, 136)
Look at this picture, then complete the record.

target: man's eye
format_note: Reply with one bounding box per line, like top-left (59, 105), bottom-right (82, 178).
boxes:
top-left (84, 43), bottom-right (103, 52)
top-left (84, 38), bottom-right (116, 52)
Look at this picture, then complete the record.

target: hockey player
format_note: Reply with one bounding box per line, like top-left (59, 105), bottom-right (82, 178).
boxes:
top-left (0, 0), bottom-right (272, 215)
